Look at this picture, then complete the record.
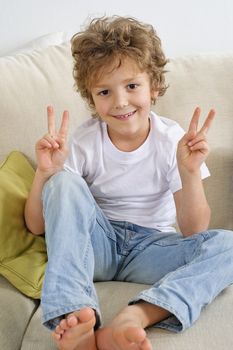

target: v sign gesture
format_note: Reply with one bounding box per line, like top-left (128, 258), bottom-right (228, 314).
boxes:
top-left (174, 107), bottom-right (215, 236)
top-left (25, 106), bottom-right (69, 235)
top-left (36, 106), bottom-right (69, 178)
top-left (177, 107), bottom-right (216, 174)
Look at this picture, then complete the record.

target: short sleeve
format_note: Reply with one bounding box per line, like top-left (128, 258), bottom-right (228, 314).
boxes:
top-left (167, 154), bottom-right (210, 194)
top-left (63, 138), bottom-right (83, 176)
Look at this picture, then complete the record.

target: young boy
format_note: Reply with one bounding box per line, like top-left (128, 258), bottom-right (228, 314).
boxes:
top-left (25, 16), bottom-right (233, 350)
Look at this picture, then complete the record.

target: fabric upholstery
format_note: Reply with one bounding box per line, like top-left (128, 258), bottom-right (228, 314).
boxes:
top-left (0, 43), bottom-right (232, 349)
top-left (0, 276), bottom-right (39, 350)
top-left (155, 54), bottom-right (233, 229)
top-left (0, 151), bottom-right (47, 298)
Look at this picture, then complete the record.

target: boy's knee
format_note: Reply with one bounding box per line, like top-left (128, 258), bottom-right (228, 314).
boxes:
top-left (45, 171), bottom-right (83, 191)
top-left (207, 229), bottom-right (233, 251)
top-left (42, 170), bottom-right (92, 203)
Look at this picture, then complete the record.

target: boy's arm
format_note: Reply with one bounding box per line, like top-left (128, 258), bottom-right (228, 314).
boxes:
top-left (24, 170), bottom-right (49, 235)
top-left (173, 107), bottom-right (215, 237)
top-left (173, 172), bottom-right (211, 236)
top-left (24, 106), bottom-right (69, 235)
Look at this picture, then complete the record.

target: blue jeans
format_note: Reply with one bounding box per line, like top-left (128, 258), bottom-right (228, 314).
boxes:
top-left (41, 171), bottom-right (233, 332)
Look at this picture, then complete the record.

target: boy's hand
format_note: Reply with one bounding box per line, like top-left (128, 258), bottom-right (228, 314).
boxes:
top-left (177, 107), bottom-right (215, 174)
top-left (36, 106), bottom-right (69, 177)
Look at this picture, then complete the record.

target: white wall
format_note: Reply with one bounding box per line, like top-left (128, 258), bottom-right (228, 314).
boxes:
top-left (0, 0), bottom-right (232, 57)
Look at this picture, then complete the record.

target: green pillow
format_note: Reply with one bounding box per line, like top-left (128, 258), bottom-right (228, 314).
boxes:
top-left (0, 151), bottom-right (47, 299)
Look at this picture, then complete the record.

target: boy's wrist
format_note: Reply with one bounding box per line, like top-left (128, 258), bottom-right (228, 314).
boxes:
top-left (35, 168), bottom-right (56, 181)
top-left (178, 166), bottom-right (202, 184)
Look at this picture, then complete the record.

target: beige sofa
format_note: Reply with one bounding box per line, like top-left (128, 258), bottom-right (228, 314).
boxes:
top-left (0, 42), bottom-right (232, 350)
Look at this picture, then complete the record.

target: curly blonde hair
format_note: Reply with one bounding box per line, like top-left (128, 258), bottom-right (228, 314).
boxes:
top-left (71, 16), bottom-right (168, 111)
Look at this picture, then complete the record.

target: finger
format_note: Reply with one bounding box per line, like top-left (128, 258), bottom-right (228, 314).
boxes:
top-left (199, 109), bottom-right (216, 135)
top-left (36, 138), bottom-right (52, 150)
top-left (188, 131), bottom-right (207, 146)
top-left (59, 110), bottom-right (69, 138)
top-left (43, 133), bottom-right (60, 148)
top-left (188, 107), bottom-right (201, 133)
top-left (189, 140), bottom-right (209, 153)
top-left (47, 105), bottom-right (56, 135)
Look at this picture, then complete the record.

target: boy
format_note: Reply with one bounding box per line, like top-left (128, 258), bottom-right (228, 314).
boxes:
top-left (25, 16), bottom-right (233, 350)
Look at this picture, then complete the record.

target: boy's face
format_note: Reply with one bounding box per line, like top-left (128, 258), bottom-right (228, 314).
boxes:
top-left (91, 57), bottom-right (158, 147)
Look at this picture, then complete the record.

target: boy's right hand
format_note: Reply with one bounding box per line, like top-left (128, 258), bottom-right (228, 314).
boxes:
top-left (35, 106), bottom-right (69, 178)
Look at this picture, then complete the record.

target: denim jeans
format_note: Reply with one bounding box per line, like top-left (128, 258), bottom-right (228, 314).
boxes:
top-left (41, 171), bottom-right (233, 332)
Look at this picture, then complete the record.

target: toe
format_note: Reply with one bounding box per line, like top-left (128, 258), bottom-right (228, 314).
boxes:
top-left (76, 308), bottom-right (95, 323)
top-left (60, 319), bottom-right (69, 330)
top-left (55, 324), bottom-right (65, 334)
top-left (141, 338), bottom-right (153, 350)
top-left (125, 327), bottom-right (146, 344)
top-left (67, 314), bottom-right (79, 327)
top-left (52, 331), bottom-right (62, 341)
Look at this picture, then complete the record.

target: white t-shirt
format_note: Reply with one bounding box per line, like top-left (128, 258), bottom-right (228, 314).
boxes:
top-left (64, 111), bottom-right (210, 232)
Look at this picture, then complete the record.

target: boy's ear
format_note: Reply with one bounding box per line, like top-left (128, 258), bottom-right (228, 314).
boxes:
top-left (151, 89), bottom-right (159, 99)
top-left (151, 89), bottom-right (159, 104)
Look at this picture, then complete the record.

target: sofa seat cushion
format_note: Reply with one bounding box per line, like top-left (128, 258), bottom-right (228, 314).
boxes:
top-left (0, 276), bottom-right (39, 350)
top-left (18, 281), bottom-right (233, 350)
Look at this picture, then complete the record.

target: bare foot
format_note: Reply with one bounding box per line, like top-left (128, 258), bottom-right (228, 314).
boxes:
top-left (96, 318), bottom-right (152, 350)
top-left (52, 307), bottom-right (97, 350)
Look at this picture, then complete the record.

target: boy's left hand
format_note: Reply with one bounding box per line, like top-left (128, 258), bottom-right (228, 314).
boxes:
top-left (177, 107), bottom-right (216, 173)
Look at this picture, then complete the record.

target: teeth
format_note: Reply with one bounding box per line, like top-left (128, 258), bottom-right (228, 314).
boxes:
top-left (125, 112), bottom-right (133, 117)
top-left (116, 111), bottom-right (134, 118)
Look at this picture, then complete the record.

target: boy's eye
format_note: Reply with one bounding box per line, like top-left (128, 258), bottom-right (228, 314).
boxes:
top-left (127, 83), bottom-right (138, 90)
top-left (99, 89), bottom-right (109, 96)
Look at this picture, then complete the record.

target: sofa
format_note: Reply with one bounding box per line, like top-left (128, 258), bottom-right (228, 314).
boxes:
top-left (0, 42), bottom-right (232, 350)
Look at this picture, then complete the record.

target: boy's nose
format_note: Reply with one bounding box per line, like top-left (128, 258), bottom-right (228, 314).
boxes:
top-left (115, 102), bottom-right (128, 109)
top-left (114, 93), bottom-right (129, 109)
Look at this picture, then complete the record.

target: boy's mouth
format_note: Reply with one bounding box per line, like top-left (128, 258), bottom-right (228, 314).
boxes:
top-left (113, 110), bottom-right (136, 120)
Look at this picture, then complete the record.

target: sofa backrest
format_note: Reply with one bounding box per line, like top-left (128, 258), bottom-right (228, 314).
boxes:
top-left (0, 43), bottom-right (86, 166)
top-left (155, 54), bottom-right (233, 230)
top-left (0, 43), bottom-right (232, 230)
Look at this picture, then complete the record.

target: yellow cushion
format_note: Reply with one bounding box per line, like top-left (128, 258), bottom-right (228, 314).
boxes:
top-left (0, 151), bottom-right (47, 299)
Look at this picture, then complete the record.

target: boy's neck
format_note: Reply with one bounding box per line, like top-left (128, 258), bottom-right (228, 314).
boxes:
top-left (107, 119), bottom-right (151, 152)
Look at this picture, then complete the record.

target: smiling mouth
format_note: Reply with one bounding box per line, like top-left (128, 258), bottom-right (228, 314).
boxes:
top-left (113, 110), bottom-right (136, 120)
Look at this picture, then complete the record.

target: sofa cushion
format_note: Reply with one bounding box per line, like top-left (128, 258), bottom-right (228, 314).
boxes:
top-left (9, 32), bottom-right (67, 55)
top-left (0, 151), bottom-right (47, 299)
top-left (0, 276), bottom-right (39, 350)
top-left (0, 44), bottom-right (232, 230)
top-left (0, 42), bottom-right (87, 166)
top-left (154, 53), bottom-right (233, 230)
top-left (19, 281), bottom-right (233, 350)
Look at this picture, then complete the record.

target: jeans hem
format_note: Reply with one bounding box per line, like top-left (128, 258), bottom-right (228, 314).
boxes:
top-left (129, 294), bottom-right (186, 333)
top-left (42, 303), bottom-right (101, 331)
